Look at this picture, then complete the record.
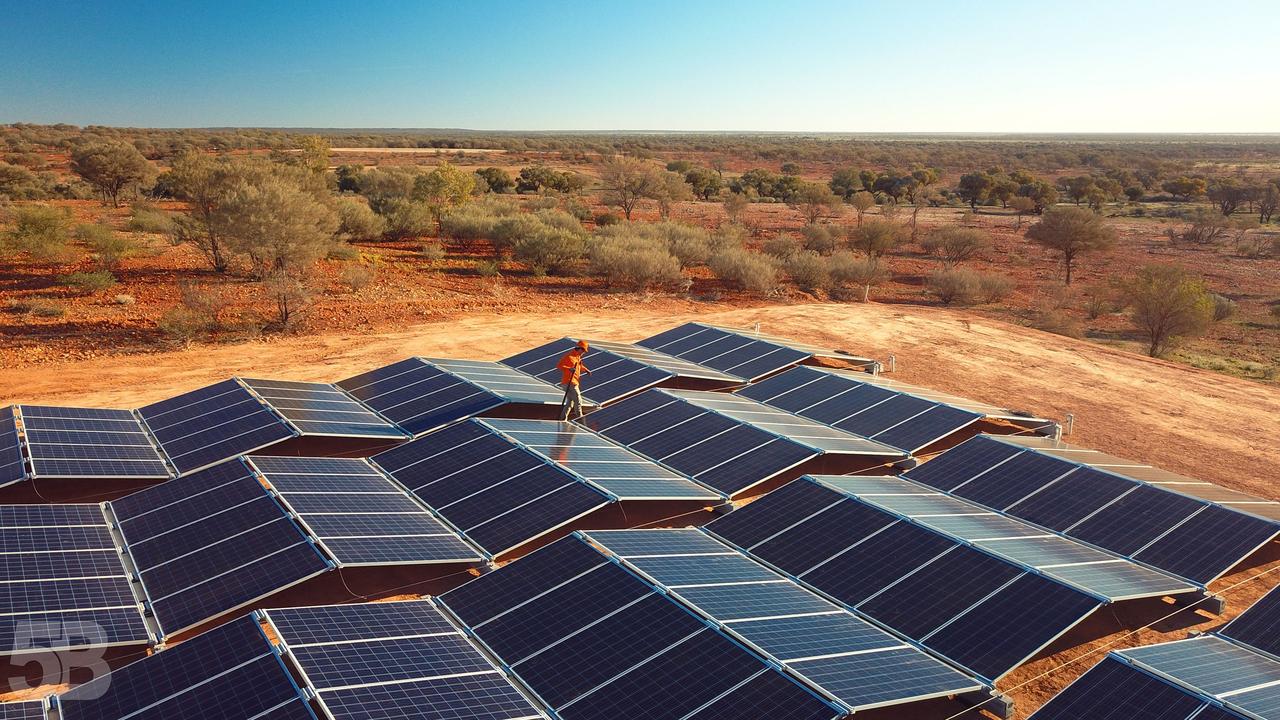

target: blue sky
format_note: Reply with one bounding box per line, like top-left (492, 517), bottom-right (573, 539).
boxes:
top-left (2, 0), bottom-right (1277, 132)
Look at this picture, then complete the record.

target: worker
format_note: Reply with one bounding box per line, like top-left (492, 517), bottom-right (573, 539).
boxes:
top-left (556, 340), bottom-right (592, 421)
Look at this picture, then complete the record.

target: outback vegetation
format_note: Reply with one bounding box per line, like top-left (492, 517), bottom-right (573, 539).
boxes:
top-left (2, 124), bottom-right (1278, 381)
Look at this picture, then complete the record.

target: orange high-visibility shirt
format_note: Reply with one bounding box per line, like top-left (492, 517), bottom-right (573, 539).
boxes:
top-left (557, 351), bottom-right (589, 386)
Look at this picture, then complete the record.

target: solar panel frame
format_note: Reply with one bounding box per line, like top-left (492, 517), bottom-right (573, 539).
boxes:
top-left (240, 377), bottom-right (408, 440)
top-left (246, 455), bottom-right (484, 567)
top-left (0, 407), bottom-right (28, 488)
top-left (1026, 655), bottom-right (1226, 720)
top-left (17, 405), bottom-right (170, 480)
top-left (1220, 585), bottom-right (1280, 657)
top-left (1118, 635), bottom-right (1280, 719)
top-left (0, 701), bottom-right (46, 720)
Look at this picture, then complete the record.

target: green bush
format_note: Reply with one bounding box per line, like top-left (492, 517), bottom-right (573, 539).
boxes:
top-left (712, 223), bottom-right (749, 250)
top-left (785, 250), bottom-right (830, 292)
top-left (474, 259), bottom-right (501, 277)
top-left (525, 196), bottom-right (558, 211)
top-left (828, 251), bottom-right (889, 302)
top-left (513, 228), bottom-right (586, 275)
top-left (2, 204), bottom-right (72, 261)
top-left (29, 300), bottom-right (66, 317)
top-left (709, 247), bottom-right (778, 295)
top-left (75, 223), bottom-right (138, 271)
top-left (975, 272), bottom-right (1014, 303)
top-left (338, 264), bottom-right (375, 291)
top-left (419, 242), bottom-right (447, 266)
top-left (126, 204), bottom-right (175, 234)
top-left (58, 271), bottom-right (117, 293)
top-left (801, 224), bottom-right (839, 255)
top-left (491, 214), bottom-right (547, 254)
top-left (533, 209), bottom-right (585, 233)
top-left (927, 268), bottom-right (1013, 305)
top-left (588, 235), bottom-right (683, 290)
top-left (1211, 293), bottom-right (1237, 322)
top-left (327, 243), bottom-right (360, 261)
top-left (378, 198), bottom-right (434, 239)
top-left (157, 307), bottom-right (209, 347)
top-left (335, 198), bottom-right (386, 241)
top-left (440, 204), bottom-right (499, 241)
top-left (594, 211), bottom-right (623, 227)
top-left (762, 234), bottom-right (800, 259)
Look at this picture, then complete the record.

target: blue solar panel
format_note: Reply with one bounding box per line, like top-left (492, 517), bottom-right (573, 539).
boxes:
top-left (627, 554), bottom-right (780, 586)
top-left (904, 435), bottom-right (1025, 491)
top-left (0, 701), bottom-right (45, 720)
top-left (1132, 504), bottom-right (1280, 585)
top-left (1005, 467), bottom-right (1137, 530)
top-left (948, 449), bottom-right (1078, 510)
top-left (58, 615), bottom-right (313, 720)
top-left (1027, 656), bottom-right (1216, 720)
top-left (1124, 636), bottom-right (1280, 698)
top-left (1222, 585), bottom-right (1280, 656)
top-left (266, 600), bottom-right (456, 644)
top-left (240, 378), bottom-right (406, 439)
top-left (857, 548), bottom-right (1020, 638)
top-left (731, 612), bottom-right (900, 659)
top-left (109, 460), bottom-right (329, 637)
top-left (789, 647), bottom-right (981, 710)
top-left (138, 380), bottom-right (294, 475)
top-left (18, 405), bottom-right (169, 480)
top-left (703, 479), bottom-right (844, 549)
top-left (502, 338), bottom-right (675, 406)
top-left (0, 503), bottom-right (149, 655)
top-left (372, 421), bottom-right (611, 557)
top-left (1069, 485), bottom-right (1204, 554)
top-left (637, 323), bottom-right (814, 381)
top-left (582, 528), bottom-right (732, 556)
top-left (750, 498), bottom-right (898, 572)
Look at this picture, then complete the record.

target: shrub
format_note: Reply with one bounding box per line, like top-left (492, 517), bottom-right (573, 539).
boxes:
top-left (126, 204), bottom-right (175, 234)
top-left (974, 272), bottom-right (1014, 303)
top-left (327, 243), bottom-right (359, 261)
top-left (378, 198), bottom-right (434, 239)
top-left (785, 250), bottom-right (830, 292)
top-left (562, 198), bottom-right (592, 222)
top-left (157, 308), bottom-right (208, 347)
top-left (513, 228), bottom-right (586, 275)
top-left (709, 248), bottom-right (778, 295)
top-left (588, 235), bottom-right (683, 290)
top-left (335, 198), bottom-right (386, 241)
top-left (58, 271), bottom-right (117, 293)
top-left (1120, 264), bottom-right (1214, 357)
top-left (849, 220), bottom-right (906, 261)
top-left (1, 204), bottom-right (72, 262)
top-left (490, 214), bottom-right (546, 255)
top-left (533, 209), bottom-right (585, 234)
top-left (594, 212), bottom-right (623, 227)
top-left (1172, 208), bottom-right (1231, 245)
top-left (178, 281), bottom-right (233, 329)
top-left (1211, 293), bottom-right (1237, 322)
top-left (921, 227), bottom-right (992, 266)
top-left (1084, 293), bottom-right (1109, 320)
top-left (1035, 310), bottom-right (1084, 338)
top-left (419, 242), bottom-right (447, 266)
top-left (113, 294), bottom-right (135, 305)
top-left (339, 264), bottom-right (375, 291)
top-left (927, 268), bottom-right (979, 305)
top-left (75, 222), bottom-right (138, 271)
top-left (474, 259), bottom-right (501, 277)
top-left (524, 196), bottom-right (558, 211)
top-left (22, 300), bottom-right (66, 317)
top-left (712, 223), bottom-right (749, 250)
top-left (762, 234), bottom-right (800, 259)
top-left (829, 251), bottom-right (889, 302)
top-left (801, 224), bottom-right (839, 255)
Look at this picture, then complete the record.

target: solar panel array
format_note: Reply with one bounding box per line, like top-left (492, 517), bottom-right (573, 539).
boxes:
top-left (0, 702), bottom-right (45, 720)
top-left (0, 407), bottom-right (26, 487)
top-left (501, 337), bottom-right (736, 406)
top-left (108, 459), bottom-right (331, 637)
top-left (637, 323), bottom-right (872, 382)
top-left (816, 475), bottom-right (1197, 601)
top-left (138, 379), bottom-right (295, 475)
top-left (372, 420), bottom-right (613, 557)
top-left (738, 366), bottom-right (990, 453)
top-left (338, 357), bottom-right (562, 437)
top-left (584, 528), bottom-right (985, 711)
top-left (240, 378), bottom-right (407, 439)
top-left (248, 455), bottom-right (482, 566)
top-left (707, 477), bottom-right (1105, 682)
top-left (439, 536), bottom-right (844, 720)
top-left (57, 615), bottom-right (315, 720)
top-left (1027, 654), bottom-right (1251, 720)
top-left (0, 505), bottom-right (150, 655)
top-left (905, 435), bottom-right (1280, 585)
top-left (1221, 584), bottom-right (1280, 658)
top-left (17, 405), bottom-right (170, 480)
top-left (265, 600), bottom-right (546, 720)
top-left (480, 418), bottom-right (720, 501)
top-left (1117, 636), bottom-right (1280, 720)
top-left (582, 388), bottom-right (902, 498)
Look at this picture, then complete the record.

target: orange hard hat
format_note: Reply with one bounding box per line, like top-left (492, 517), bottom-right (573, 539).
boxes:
top-left (576, 340), bottom-right (589, 351)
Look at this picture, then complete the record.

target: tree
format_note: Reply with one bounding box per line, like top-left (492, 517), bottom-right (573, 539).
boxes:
top-left (909, 189), bottom-right (936, 242)
top-left (829, 168), bottom-right (863, 201)
top-left (414, 162), bottom-right (475, 230)
top-left (1162, 176), bottom-right (1207, 201)
top-left (790, 182), bottom-right (841, 224)
top-left (848, 220), bottom-right (905, 261)
top-left (850, 192), bottom-right (875, 226)
top-left (1018, 179), bottom-right (1059, 213)
top-left (166, 152), bottom-right (258, 272)
top-left (1025, 206), bottom-right (1116, 285)
top-left (1257, 183), bottom-right (1279, 224)
top-left (600, 156), bottom-right (662, 221)
top-left (475, 167), bottom-right (514, 194)
top-left (1207, 178), bottom-right (1248, 216)
top-left (296, 135), bottom-right (330, 177)
top-left (70, 142), bottom-right (153, 207)
top-left (684, 167), bottom-right (722, 200)
top-left (988, 176), bottom-right (1019, 208)
top-left (1063, 176), bottom-right (1097, 205)
top-left (1, 204), bottom-right (71, 262)
top-left (653, 171), bottom-right (692, 220)
top-left (1120, 265), bottom-right (1214, 357)
top-left (921, 227), bottom-right (992, 266)
top-left (1009, 196), bottom-right (1037, 229)
top-left (219, 174), bottom-right (339, 278)
top-left (956, 172), bottom-right (993, 210)
top-left (723, 192), bottom-right (749, 224)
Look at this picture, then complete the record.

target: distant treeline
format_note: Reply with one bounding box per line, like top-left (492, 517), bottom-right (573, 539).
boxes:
top-left (5, 123), bottom-right (1280, 175)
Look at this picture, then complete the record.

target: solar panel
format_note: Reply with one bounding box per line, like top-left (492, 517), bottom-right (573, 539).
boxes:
top-left (0, 701), bottom-right (45, 720)
top-left (338, 357), bottom-right (560, 437)
top-left (107, 459), bottom-right (330, 637)
top-left (1027, 655), bottom-right (1229, 720)
top-left (1120, 636), bottom-right (1280, 720)
top-left (247, 455), bottom-right (482, 566)
top-left (240, 377), bottom-right (407, 439)
top-left (17, 405), bottom-right (170, 480)
top-left (0, 407), bottom-right (27, 487)
top-left (906, 435), bottom-right (1280, 585)
top-left (739, 366), bottom-right (988, 453)
top-left (586, 529), bottom-right (983, 711)
top-left (265, 600), bottom-right (545, 720)
top-left (0, 504), bottom-right (150, 656)
top-left (1221, 584), bottom-right (1280, 656)
top-left (58, 615), bottom-right (314, 720)
top-left (372, 420), bottom-right (612, 558)
top-left (582, 389), bottom-right (897, 498)
top-left (708, 477), bottom-right (1104, 682)
top-left (137, 379), bottom-right (295, 475)
top-left (818, 475), bottom-right (1197, 601)
top-left (438, 536), bottom-right (842, 720)
top-left (479, 418), bottom-right (720, 501)
top-left (638, 323), bottom-right (867, 382)
top-left (501, 337), bottom-right (674, 406)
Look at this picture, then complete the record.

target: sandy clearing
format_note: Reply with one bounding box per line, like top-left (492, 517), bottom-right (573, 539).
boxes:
top-left (3, 301), bottom-right (1276, 499)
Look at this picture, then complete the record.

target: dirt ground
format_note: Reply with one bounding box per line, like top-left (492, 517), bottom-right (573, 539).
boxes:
top-left (2, 301), bottom-right (1279, 717)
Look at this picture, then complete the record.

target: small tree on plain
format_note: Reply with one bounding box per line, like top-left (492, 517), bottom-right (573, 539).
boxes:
top-left (70, 142), bottom-right (154, 207)
top-left (790, 182), bottom-right (841, 224)
top-left (850, 192), bottom-right (875, 226)
top-left (600, 156), bottom-right (661, 221)
top-left (653, 170), bottom-right (693, 220)
top-left (1, 204), bottom-right (72, 263)
top-left (219, 175), bottom-right (340, 278)
top-left (829, 251), bottom-right (888, 302)
top-left (1120, 264), bottom-right (1215, 357)
top-left (921, 227), bottom-right (992, 267)
top-left (1009, 196), bottom-right (1036, 229)
top-left (722, 192), bottom-right (749, 224)
top-left (1025, 206), bottom-right (1115, 285)
top-left (848, 219), bottom-right (905, 262)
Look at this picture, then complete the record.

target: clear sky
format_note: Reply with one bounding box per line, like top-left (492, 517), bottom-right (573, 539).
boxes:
top-left (3, 0), bottom-right (1277, 132)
